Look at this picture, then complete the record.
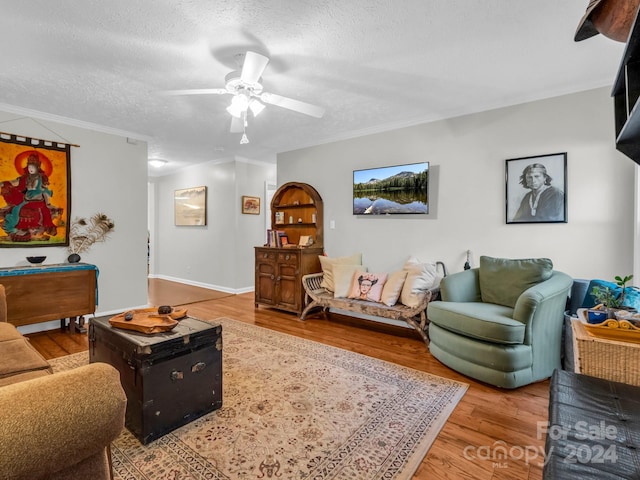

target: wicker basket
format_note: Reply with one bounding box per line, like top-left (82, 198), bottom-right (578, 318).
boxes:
top-left (572, 319), bottom-right (640, 386)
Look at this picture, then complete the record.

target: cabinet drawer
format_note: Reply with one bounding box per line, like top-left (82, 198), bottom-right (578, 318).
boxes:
top-left (257, 250), bottom-right (277, 262)
top-left (278, 252), bottom-right (298, 265)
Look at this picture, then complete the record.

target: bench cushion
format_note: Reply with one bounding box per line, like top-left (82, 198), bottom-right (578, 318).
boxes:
top-left (428, 301), bottom-right (525, 344)
top-left (381, 270), bottom-right (408, 306)
top-left (318, 253), bottom-right (362, 292)
top-left (333, 264), bottom-right (367, 298)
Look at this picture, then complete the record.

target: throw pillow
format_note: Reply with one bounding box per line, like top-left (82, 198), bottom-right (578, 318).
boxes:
top-left (400, 257), bottom-right (440, 308)
top-left (581, 279), bottom-right (640, 310)
top-left (318, 253), bottom-right (363, 292)
top-left (333, 264), bottom-right (368, 298)
top-left (348, 271), bottom-right (388, 303)
top-left (479, 256), bottom-right (553, 308)
top-left (380, 270), bottom-right (408, 306)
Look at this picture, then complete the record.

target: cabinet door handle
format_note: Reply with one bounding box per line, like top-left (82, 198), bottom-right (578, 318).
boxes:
top-left (276, 276), bottom-right (281, 282)
top-left (270, 275), bottom-right (275, 280)
top-left (285, 254), bottom-right (290, 260)
top-left (263, 253), bottom-right (268, 258)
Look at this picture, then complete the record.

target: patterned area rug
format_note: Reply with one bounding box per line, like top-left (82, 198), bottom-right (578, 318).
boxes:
top-left (51, 317), bottom-right (467, 479)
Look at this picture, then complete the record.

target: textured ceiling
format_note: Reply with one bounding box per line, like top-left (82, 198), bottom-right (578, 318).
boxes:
top-left (0, 0), bottom-right (626, 176)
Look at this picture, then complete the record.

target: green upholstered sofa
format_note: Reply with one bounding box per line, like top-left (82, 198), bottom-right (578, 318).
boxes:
top-left (0, 284), bottom-right (127, 480)
top-left (426, 256), bottom-right (572, 389)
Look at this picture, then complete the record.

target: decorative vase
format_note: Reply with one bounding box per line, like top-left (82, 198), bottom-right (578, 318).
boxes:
top-left (67, 253), bottom-right (81, 263)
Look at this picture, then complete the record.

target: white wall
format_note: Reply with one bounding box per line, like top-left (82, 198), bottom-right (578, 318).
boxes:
top-left (151, 158), bottom-right (276, 291)
top-left (278, 87), bottom-right (636, 281)
top-left (0, 112), bottom-right (149, 332)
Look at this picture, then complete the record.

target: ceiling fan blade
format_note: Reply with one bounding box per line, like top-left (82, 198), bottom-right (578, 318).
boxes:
top-left (260, 92), bottom-right (325, 118)
top-left (240, 51), bottom-right (269, 85)
top-left (159, 88), bottom-right (229, 96)
top-left (230, 116), bottom-right (244, 133)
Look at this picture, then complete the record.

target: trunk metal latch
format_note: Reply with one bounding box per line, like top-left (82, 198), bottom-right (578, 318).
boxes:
top-left (191, 361), bottom-right (206, 373)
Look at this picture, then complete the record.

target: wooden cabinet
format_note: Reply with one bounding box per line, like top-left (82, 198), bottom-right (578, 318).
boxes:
top-left (255, 182), bottom-right (324, 315)
top-left (270, 182), bottom-right (323, 248)
top-left (613, 10), bottom-right (640, 164)
top-left (255, 246), bottom-right (323, 314)
top-left (0, 263), bottom-right (97, 331)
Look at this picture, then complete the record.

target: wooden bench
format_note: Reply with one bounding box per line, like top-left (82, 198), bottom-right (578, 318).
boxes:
top-left (300, 262), bottom-right (446, 346)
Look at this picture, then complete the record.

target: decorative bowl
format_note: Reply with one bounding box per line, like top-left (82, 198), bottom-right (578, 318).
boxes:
top-left (26, 256), bottom-right (46, 264)
top-left (586, 308), bottom-right (608, 324)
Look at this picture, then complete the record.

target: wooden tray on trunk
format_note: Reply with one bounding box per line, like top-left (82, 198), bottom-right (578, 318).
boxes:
top-left (109, 307), bottom-right (188, 334)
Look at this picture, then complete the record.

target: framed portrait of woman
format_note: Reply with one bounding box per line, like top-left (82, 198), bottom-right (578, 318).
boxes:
top-left (505, 152), bottom-right (567, 224)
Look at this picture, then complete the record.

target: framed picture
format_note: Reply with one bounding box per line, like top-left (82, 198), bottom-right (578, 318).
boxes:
top-left (175, 186), bottom-right (206, 226)
top-left (0, 134), bottom-right (72, 247)
top-left (506, 153), bottom-right (567, 224)
top-left (242, 195), bottom-right (260, 215)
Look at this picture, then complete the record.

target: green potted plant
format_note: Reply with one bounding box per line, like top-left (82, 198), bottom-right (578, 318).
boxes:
top-left (588, 274), bottom-right (636, 322)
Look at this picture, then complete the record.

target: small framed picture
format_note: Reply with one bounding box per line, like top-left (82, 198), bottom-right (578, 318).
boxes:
top-left (242, 195), bottom-right (260, 215)
top-left (505, 153), bottom-right (567, 224)
top-left (275, 211), bottom-right (285, 224)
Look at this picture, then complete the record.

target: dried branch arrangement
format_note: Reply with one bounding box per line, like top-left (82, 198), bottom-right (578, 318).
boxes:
top-left (68, 212), bottom-right (115, 254)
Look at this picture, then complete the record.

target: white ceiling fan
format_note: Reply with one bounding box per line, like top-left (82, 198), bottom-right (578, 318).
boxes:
top-left (162, 51), bottom-right (325, 143)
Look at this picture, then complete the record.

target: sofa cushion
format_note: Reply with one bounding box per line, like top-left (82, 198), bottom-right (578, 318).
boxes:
top-left (0, 338), bottom-right (52, 378)
top-left (0, 369), bottom-right (50, 387)
top-left (479, 256), bottom-right (553, 308)
top-left (427, 301), bottom-right (525, 344)
top-left (0, 322), bottom-right (25, 342)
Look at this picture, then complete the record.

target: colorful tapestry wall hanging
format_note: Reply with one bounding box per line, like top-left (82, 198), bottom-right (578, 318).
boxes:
top-left (0, 133), bottom-right (71, 247)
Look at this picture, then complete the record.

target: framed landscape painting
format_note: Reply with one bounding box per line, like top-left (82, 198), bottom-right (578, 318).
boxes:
top-left (505, 152), bottom-right (567, 224)
top-left (175, 186), bottom-right (207, 226)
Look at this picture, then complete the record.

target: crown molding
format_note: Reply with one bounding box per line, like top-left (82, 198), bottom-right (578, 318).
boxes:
top-left (0, 102), bottom-right (153, 142)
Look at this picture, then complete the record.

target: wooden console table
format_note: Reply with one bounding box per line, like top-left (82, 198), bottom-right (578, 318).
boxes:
top-left (0, 263), bottom-right (98, 333)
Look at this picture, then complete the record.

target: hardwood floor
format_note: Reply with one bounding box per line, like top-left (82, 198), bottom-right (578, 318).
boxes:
top-left (26, 282), bottom-right (549, 480)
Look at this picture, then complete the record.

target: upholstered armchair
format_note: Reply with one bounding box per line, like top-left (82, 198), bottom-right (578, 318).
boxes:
top-left (426, 256), bottom-right (572, 388)
top-left (0, 284), bottom-right (127, 480)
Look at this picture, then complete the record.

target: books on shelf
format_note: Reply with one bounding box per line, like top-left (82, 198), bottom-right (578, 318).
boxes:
top-left (266, 229), bottom-right (290, 248)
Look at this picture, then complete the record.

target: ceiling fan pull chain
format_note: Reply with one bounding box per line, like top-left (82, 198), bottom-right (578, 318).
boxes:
top-left (240, 111), bottom-right (249, 144)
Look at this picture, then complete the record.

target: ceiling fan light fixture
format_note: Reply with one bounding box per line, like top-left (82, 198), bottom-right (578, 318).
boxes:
top-left (249, 99), bottom-right (265, 117)
top-left (226, 103), bottom-right (243, 118)
top-left (240, 133), bottom-right (249, 144)
top-left (227, 90), bottom-right (252, 118)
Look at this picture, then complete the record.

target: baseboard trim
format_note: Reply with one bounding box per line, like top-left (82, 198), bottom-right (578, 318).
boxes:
top-left (149, 274), bottom-right (254, 295)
